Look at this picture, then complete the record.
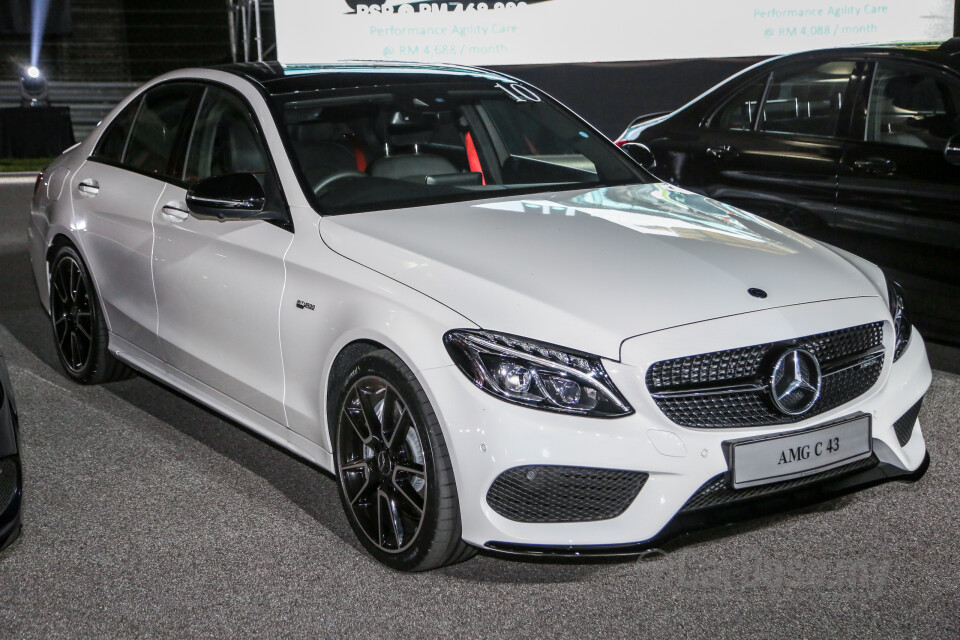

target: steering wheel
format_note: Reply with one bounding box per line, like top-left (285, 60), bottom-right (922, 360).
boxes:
top-left (313, 170), bottom-right (368, 196)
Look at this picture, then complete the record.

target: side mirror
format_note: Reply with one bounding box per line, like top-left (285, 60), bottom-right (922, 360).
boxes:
top-left (621, 142), bottom-right (656, 169)
top-left (945, 134), bottom-right (960, 166)
top-left (186, 173), bottom-right (277, 221)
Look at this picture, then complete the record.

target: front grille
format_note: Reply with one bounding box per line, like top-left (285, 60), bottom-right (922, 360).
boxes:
top-left (893, 400), bottom-right (922, 447)
top-left (680, 454), bottom-right (879, 512)
top-left (486, 465), bottom-right (648, 523)
top-left (647, 322), bottom-right (885, 428)
top-left (0, 457), bottom-right (18, 515)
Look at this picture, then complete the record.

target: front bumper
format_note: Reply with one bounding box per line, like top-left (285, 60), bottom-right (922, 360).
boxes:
top-left (484, 452), bottom-right (930, 557)
top-left (419, 297), bottom-right (931, 550)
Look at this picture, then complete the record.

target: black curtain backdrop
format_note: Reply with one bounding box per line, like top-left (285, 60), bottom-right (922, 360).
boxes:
top-left (0, 0), bottom-right (72, 36)
top-left (494, 57), bottom-right (765, 138)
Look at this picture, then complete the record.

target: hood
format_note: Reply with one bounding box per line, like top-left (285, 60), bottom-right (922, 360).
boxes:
top-left (319, 183), bottom-right (881, 359)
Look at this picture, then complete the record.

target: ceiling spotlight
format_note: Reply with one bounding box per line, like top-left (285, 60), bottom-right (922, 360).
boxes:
top-left (20, 66), bottom-right (49, 108)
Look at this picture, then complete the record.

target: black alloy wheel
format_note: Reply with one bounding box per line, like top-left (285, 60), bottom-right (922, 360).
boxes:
top-left (49, 246), bottom-right (131, 384)
top-left (50, 253), bottom-right (94, 374)
top-left (334, 350), bottom-right (475, 571)
top-left (339, 375), bottom-right (427, 552)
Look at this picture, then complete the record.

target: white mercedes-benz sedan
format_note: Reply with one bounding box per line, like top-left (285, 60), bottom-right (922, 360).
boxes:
top-left (28, 62), bottom-right (930, 571)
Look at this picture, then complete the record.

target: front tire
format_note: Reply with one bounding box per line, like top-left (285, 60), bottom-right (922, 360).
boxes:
top-left (333, 350), bottom-right (475, 571)
top-left (49, 245), bottom-right (132, 384)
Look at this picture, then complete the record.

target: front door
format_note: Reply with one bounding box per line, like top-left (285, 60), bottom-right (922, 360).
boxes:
top-left (694, 59), bottom-right (859, 229)
top-left (152, 85), bottom-right (293, 430)
top-left (838, 59), bottom-right (960, 247)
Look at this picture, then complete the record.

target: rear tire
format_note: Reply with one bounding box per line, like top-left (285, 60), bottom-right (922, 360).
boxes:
top-left (332, 349), bottom-right (476, 571)
top-left (49, 245), bottom-right (132, 384)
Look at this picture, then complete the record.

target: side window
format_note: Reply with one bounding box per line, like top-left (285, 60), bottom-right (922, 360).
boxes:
top-left (123, 84), bottom-right (196, 180)
top-left (712, 77), bottom-right (767, 131)
top-left (758, 61), bottom-right (855, 138)
top-left (184, 87), bottom-right (269, 183)
top-left (94, 97), bottom-right (141, 163)
top-left (866, 62), bottom-right (960, 150)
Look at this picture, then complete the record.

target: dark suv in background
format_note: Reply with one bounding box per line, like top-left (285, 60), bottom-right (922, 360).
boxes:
top-left (0, 349), bottom-right (22, 551)
top-left (618, 40), bottom-right (960, 345)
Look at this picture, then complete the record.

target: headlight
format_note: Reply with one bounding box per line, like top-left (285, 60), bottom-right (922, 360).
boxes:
top-left (887, 279), bottom-right (912, 362)
top-left (443, 330), bottom-right (634, 418)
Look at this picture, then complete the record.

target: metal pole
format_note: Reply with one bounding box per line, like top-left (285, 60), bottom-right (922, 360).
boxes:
top-left (226, 0), bottom-right (238, 63)
top-left (254, 0), bottom-right (264, 62)
top-left (240, 1), bottom-right (250, 62)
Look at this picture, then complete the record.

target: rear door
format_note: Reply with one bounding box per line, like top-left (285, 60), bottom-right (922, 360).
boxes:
top-left (71, 83), bottom-right (200, 355)
top-left (838, 58), bottom-right (960, 246)
top-left (683, 59), bottom-right (860, 229)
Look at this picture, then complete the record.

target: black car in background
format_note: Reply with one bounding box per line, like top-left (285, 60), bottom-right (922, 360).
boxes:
top-left (618, 39), bottom-right (960, 345)
top-left (0, 349), bottom-right (22, 551)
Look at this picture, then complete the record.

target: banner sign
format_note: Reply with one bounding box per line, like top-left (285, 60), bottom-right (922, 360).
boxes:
top-left (275, 0), bottom-right (955, 66)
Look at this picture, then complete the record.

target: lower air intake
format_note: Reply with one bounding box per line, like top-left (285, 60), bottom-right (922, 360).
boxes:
top-left (486, 465), bottom-right (648, 523)
top-left (680, 454), bottom-right (880, 512)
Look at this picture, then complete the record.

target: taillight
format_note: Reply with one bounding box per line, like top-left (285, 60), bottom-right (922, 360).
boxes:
top-left (34, 170), bottom-right (44, 195)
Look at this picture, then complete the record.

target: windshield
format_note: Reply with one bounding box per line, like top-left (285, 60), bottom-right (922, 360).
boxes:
top-left (272, 81), bottom-right (650, 215)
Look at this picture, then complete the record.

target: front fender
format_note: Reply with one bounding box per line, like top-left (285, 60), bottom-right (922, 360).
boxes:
top-left (278, 207), bottom-right (476, 458)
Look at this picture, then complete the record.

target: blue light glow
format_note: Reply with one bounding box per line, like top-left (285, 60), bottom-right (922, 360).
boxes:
top-left (31, 0), bottom-right (52, 70)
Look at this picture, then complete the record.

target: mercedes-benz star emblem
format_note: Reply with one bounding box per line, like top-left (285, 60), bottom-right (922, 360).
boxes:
top-left (770, 348), bottom-right (822, 415)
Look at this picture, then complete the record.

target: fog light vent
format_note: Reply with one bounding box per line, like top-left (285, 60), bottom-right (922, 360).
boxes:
top-left (486, 465), bottom-right (648, 523)
top-left (893, 400), bottom-right (923, 447)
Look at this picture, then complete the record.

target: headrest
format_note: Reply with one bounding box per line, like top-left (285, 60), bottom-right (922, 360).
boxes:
top-left (884, 75), bottom-right (930, 111)
top-left (377, 110), bottom-right (438, 147)
top-left (938, 37), bottom-right (960, 56)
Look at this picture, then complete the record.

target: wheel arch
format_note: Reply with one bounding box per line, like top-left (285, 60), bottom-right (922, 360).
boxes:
top-left (316, 324), bottom-right (466, 483)
top-left (44, 232), bottom-right (114, 333)
top-left (324, 339), bottom-right (387, 443)
top-left (45, 232), bottom-right (75, 263)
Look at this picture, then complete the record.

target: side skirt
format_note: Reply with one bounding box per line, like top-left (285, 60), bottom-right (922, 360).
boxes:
top-left (108, 333), bottom-right (335, 474)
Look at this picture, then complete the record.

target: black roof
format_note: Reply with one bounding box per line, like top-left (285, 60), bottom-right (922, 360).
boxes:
top-left (213, 41), bottom-right (960, 95)
top-left (764, 41), bottom-right (960, 71)
top-left (214, 61), bottom-right (512, 96)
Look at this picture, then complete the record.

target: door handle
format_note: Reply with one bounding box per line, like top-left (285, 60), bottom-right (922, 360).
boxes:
top-left (706, 145), bottom-right (739, 160)
top-left (77, 179), bottom-right (100, 197)
top-left (851, 158), bottom-right (897, 175)
top-left (160, 204), bottom-right (189, 222)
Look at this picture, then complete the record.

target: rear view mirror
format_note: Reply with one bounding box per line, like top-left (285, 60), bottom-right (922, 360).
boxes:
top-left (945, 134), bottom-right (960, 166)
top-left (186, 173), bottom-right (279, 221)
top-left (621, 142), bottom-right (656, 169)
